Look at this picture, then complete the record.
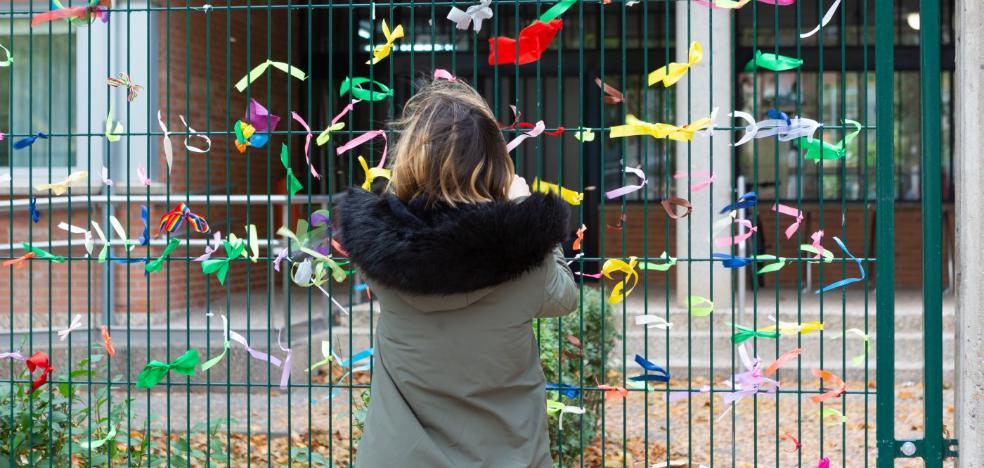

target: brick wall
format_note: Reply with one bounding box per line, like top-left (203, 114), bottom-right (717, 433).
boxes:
top-left (1, 2), bottom-right (303, 321)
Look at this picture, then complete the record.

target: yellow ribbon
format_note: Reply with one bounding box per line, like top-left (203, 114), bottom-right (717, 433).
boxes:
top-left (573, 128), bottom-right (595, 142)
top-left (35, 171), bottom-right (88, 195)
top-left (367, 20), bottom-right (405, 65)
top-left (648, 41), bottom-right (703, 88)
top-left (601, 257), bottom-right (639, 305)
top-left (688, 295), bottom-right (714, 316)
top-left (610, 114), bottom-right (713, 142)
top-left (104, 103), bottom-right (124, 142)
top-left (315, 122), bottom-right (345, 146)
top-left (531, 178), bottom-right (584, 206)
top-left (234, 59), bottom-right (308, 93)
top-left (762, 320), bottom-right (824, 335)
top-left (358, 155), bottom-right (392, 190)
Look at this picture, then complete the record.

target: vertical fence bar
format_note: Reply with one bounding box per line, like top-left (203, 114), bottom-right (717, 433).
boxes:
top-left (919, 0), bottom-right (944, 465)
top-left (874, 0), bottom-right (896, 465)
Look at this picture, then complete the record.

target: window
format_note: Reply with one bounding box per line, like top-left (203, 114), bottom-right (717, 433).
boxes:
top-left (0, 20), bottom-right (76, 169)
top-left (736, 70), bottom-right (953, 202)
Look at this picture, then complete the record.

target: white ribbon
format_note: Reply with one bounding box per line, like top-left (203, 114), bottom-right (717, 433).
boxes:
top-left (558, 405), bottom-right (585, 430)
top-left (57, 222), bottom-right (94, 255)
top-left (179, 115), bottom-right (212, 153)
top-left (800, 0), bottom-right (841, 39)
top-left (158, 110), bottom-right (174, 173)
top-left (730, 111), bottom-right (758, 147)
top-left (57, 314), bottom-right (84, 341)
top-left (505, 120), bottom-right (545, 152)
top-left (447, 0), bottom-right (493, 32)
top-left (101, 166), bottom-right (113, 186)
top-left (634, 315), bottom-right (672, 330)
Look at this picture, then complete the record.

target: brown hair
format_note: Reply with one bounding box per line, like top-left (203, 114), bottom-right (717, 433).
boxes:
top-left (386, 78), bottom-right (514, 206)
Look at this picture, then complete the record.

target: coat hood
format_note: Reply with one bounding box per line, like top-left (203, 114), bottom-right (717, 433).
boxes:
top-left (336, 188), bottom-right (570, 297)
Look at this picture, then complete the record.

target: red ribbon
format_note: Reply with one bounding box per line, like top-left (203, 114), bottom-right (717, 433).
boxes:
top-left (26, 352), bottom-right (53, 394)
top-left (31, 4), bottom-right (108, 27)
top-left (488, 20), bottom-right (563, 66)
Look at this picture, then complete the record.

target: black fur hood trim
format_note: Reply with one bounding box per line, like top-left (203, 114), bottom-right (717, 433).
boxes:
top-left (336, 188), bottom-right (570, 295)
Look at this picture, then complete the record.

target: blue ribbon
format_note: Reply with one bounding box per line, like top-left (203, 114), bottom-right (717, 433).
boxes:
top-left (137, 205), bottom-right (150, 246)
top-left (719, 192), bottom-right (758, 214)
top-left (338, 347), bottom-right (374, 368)
top-left (767, 108), bottom-right (791, 126)
top-left (13, 132), bottom-right (48, 150)
top-left (545, 383), bottom-right (581, 399)
top-left (816, 236), bottom-right (865, 294)
top-left (713, 253), bottom-right (752, 269)
top-left (29, 196), bottom-right (40, 223)
top-left (630, 354), bottom-right (670, 382)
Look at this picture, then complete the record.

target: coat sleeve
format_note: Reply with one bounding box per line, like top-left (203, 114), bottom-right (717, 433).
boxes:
top-left (536, 244), bottom-right (579, 318)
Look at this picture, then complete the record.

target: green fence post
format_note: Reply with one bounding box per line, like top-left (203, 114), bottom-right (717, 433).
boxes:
top-left (875, 0), bottom-right (896, 466)
top-left (920, 0), bottom-right (944, 465)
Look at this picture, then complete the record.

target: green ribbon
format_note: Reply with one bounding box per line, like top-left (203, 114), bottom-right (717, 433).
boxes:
top-left (744, 50), bottom-right (803, 72)
top-left (800, 244), bottom-right (834, 262)
top-left (79, 423), bottom-right (117, 450)
top-left (731, 323), bottom-right (781, 344)
top-left (23, 242), bottom-right (66, 263)
top-left (136, 349), bottom-right (200, 389)
top-left (545, 399), bottom-right (565, 415)
top-left (202, 241), bottom-right (247, 285)
top-left (538, 0), bottom-right (577, 22)
top-left (305, 341), bottom-right (334, 373)
top-left (638, 251), bottom-right (677, 272)
top-left (200, 340), bottom-right (229, 372)
top-left (339, 77), bottom-right (393, 102)
top-left (0, 43), bottom-right (13, 67)
top-left (754, 255), bottom-right (787, 274)
top-left (144, 238), bottom-right (182, 273)
top-left (802, 119), bottom-right (862, 161)
top-left (687, 295), bottom-right (714, 317)
top-left (280, 144), bottom-right (303, 197)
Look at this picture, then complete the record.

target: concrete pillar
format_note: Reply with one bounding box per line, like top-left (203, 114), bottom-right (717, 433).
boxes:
top-left (674, 7), bottom-right (734, 309)
top-left (955, 0), bottom-right (984, 465)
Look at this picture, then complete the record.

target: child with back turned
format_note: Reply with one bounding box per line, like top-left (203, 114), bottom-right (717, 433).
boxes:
top-left (337, 77), bottom-right (578, 467)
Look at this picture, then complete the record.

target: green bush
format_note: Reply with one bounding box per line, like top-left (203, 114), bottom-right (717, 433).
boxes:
top-left (0, 354), bottom-right (125, 466)
top-left (535, 286), bottom-right (618, 466)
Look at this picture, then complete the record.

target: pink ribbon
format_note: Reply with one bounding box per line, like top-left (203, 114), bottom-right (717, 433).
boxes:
top-left (433, 69), bottom-right (456, 81)
top-left (713, 218), bottom-right (757, 248)
top-left (336, 130), bottom-right (389, 168)
top-left (1, 351), bottom-right (26, 361)
top-left (505, 120), bottom-right (545, 152)
top-left (332, 99), bottom-right (361, 126)
top-left (605, 167), bottom-right (647, 199)
top-left (772, 203), bottom-right (804, 239)
top-left (137, 166), bottom-right (151, 186)
top-left (194, 231), bottom-right (223, 262)
top-left (273, 248), bottom-right (289, 272)
top-left (277, 329), bottom-right (292, 390)
top-left (673, 171), bottom-right (715, 192)
top-left (576, 272), bottom-right (604, 279)
top-left (290, 111), bottom-right (319, 179)
top-left (810, 230), bottom-right (828, 259)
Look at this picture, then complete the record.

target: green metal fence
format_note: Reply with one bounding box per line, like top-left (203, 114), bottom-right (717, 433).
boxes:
top-left (0, 0), bottom-right (955, 466)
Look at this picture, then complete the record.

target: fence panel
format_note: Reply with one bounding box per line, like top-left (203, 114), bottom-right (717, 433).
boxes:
top-left (0, 0), bottom-right (954, 466)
